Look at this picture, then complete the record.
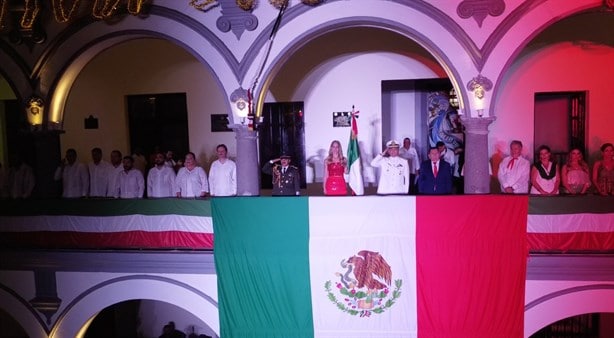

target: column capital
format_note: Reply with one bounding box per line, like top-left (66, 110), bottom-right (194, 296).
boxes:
top-left (232, 124), bottom-right (258, 140)
top-left (460, 116), bottom-right (496, 135)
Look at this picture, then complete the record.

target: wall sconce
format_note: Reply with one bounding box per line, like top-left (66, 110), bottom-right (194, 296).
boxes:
top-left (466, 74), bottom-right (493, 118)
top-left (230, 87), bottom-right (249, 124)
top-left (26, 97), bottom-right (44, 126)
top-left (473, 85), bottom-right (485, 117)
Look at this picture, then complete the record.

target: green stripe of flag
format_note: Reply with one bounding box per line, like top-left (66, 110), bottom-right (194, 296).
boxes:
top-left (0, 198), bottom-right (212, 216)
top-left (213, 196), bottom-right (314, 338)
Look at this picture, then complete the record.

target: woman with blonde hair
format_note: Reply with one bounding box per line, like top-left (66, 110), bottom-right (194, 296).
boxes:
top-left (561, 147), bottom-right (591, 195)
top-left (323, 140), bottom-right (348, 195)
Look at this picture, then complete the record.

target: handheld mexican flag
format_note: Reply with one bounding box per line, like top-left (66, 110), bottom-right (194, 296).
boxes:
top-left (347, 107), bottom-right (364, 195)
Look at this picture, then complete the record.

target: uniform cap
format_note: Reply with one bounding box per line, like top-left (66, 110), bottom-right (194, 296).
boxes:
top-left (386, 140), bottom-right (400, 148)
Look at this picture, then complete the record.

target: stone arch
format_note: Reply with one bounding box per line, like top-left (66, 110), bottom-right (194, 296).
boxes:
top-left (484, 0), bottom-right (605, 117)
top-left (247, 1), bottom-right (477, 117)
top-left (0, 41), bottom-right (33, 103)
top-left (49, 275), bottom-right (219, 338)
top-left (0, 283), bottom-right (49, 338)
top-left (36, 6), bottom-right (238, 128)
top-left (524, 284), bottom-right (614, 337)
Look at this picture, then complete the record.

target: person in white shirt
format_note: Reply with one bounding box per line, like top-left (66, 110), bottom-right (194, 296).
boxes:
top-left (164, 150), bottom-right (177, 170)
top-left (54, 148), bottom-right (89, 198)
top-left (208, 144), bottom-right (237, 196)
top-left (370, 140), bottom-right (410, 195)
top-left (88, 147), bottom-right (112, 197)
top-left (399, 137), bottom-right (420, 194)
top-left (147, 151), bottom-right (176, 198)
top-left (107, 150), bottom-right (124, 197)
top-left (436, 141), bottom-right (455, 175)
top-left (115, 156), bottom-right (144, 198)
top-left (9, 157), bottom-right (35, 199)
top-left (175, 152), bottom-right (209, 198)
top-left (497, 140), bottom-right (531, 194)
top-left (131, 147), bottom-right (148, 176)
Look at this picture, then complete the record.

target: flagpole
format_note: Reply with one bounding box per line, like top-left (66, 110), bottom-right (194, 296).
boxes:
top-left (347, 105), bottom-right (364, 195)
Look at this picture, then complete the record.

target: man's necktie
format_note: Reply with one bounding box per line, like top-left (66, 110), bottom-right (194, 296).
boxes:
top-left (282, 167), bottom-right (286, 174)
top-left (507, 158), bottom-right (517, 169)
top-left (433, 162), bottom-right (438, 177)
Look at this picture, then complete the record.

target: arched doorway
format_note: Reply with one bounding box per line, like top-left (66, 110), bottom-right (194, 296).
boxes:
top-left (264, 26), bottom-right (450, 189)
top-left (60, 37), bottom-right (233, 172)
top-left (530, 312), bottom-right (614, 338)
top-left (83, 299), bottom-right (216, 338)
top-left (0, 307), bottom-right (28, 338)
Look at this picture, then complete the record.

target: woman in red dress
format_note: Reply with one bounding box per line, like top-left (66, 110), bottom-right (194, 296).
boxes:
top-left (323, 140), bottom-right (348, 195)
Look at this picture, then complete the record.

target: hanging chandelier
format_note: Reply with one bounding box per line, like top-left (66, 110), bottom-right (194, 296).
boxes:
top-left (0, 0), bottom-right (150, 31)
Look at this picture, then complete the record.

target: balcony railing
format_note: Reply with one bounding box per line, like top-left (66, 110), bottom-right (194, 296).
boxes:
top-left (0, 195), bottom-right (612, 252)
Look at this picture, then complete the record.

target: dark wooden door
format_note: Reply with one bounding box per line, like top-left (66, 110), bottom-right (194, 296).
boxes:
top-left (534, 91), bottom-right (586, 164)
top-left (126, 93), bottom-right (189, 161)
top-left (259, 102), bottom-right (306, 189)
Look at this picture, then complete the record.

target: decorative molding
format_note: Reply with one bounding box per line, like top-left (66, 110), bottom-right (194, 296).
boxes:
top-left (0, 250), bottom-right (216, 274)
top-left (466, 74), bottom-right (493, 92)
top-left (460, 115), bottom-right (496, 135)
top-left (525, 284), bottom-right (614, 311)
top-left (216, 0), bottom-right (258, 39)
top-left (230, 87), bottom-right (249, 103)
top-left (457, 0), bottom-right (506, 27)
top-left (527, 254), bottom-right (614, 281)
top-left (30, 270), bottom-right (61, 325)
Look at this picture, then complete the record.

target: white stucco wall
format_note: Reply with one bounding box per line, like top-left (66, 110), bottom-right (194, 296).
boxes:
top-left (492, 40), bottom-right (614, 162)
top-left (62, 38), bottom-right (235, 169)
top-left (299, 52), bottom-right (438, 182)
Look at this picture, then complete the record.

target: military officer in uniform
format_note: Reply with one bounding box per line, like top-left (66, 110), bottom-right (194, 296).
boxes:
top-left (370, 140), bottom-right (410, 195)
top-left (262, 154), bottom-right (301, 196)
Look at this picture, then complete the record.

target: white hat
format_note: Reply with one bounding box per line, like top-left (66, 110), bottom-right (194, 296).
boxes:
top-left (386, 140), bottom-right (400, 148)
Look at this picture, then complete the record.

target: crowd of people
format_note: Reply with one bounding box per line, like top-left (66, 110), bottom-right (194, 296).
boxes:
top-left (40, 143), bottom-right (236, 199)
top-left (2, 140), bottom-right (613, 198)
top-left (263, 139), bottom-right (614, 197)
top-left (497, 141), bottom-right (613, 196)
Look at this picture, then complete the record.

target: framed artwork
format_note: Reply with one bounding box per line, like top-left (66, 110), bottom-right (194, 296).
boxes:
top-left (427, 91), bottom-right (463, 149)
top-left (211, 114), bottom-right (232, 132)
top-left (332, 111), bottom-right (351, 127)
top-left (84, 115), bottom-right (99, 129)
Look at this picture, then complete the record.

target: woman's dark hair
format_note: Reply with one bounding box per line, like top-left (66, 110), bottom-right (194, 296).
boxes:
top-left (537, 145), bottom-right (551, 153)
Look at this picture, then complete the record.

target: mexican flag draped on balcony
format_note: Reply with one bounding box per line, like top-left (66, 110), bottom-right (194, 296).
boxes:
top-left (212, 195), bottom-right (528, 338)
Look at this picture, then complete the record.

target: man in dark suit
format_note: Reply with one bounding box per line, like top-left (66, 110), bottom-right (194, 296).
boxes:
top-left (262, 154), bottom-right (301, 196)
top-left (418, 147), bottom-right (453, 194)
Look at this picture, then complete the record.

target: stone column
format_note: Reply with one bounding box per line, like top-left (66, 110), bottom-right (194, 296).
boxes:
top-left (234, 125), bottom-right (260, 196)
top-left (30, 130), bottom-right (62, 198)
top-left (461, 116), bottom-right (496, 194)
